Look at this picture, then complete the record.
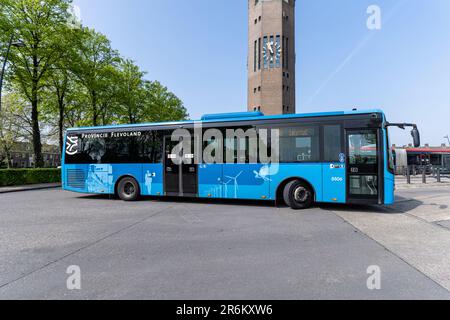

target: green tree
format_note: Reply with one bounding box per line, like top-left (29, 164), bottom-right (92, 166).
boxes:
top-left (0, 93), bottom-right (31, 168)
top-left (1, 0), bottom-right (188, 163)
top-left (115, 59), bottom-right (146, 124)
top-left (1, 0), bottom-right (71, 167)
top-left (70, 28), bottom-right (121, 126)
top-left (143, 80), bottom-right (188, 122)
top-left (41, 64), bottom-right (79, 152)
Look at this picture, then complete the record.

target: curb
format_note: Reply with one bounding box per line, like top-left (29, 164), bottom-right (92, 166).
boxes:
top-left (0, 184), bottom-right (61, 194)
top-left (396, 184), bottom-right (450, 190)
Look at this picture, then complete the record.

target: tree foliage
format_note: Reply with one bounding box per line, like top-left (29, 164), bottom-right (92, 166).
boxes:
top-left (1, 0), bottom-right (71, 167)
top-left (0, 0), bottom-right (188, 167)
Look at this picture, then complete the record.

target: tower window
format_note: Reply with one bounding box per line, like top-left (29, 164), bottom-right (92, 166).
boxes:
top-left (258, 86), bottom-right (261, 92)
top-left (286, 38), bottom-right (289, 70)
top-left (258, 38), bottom-right (261, 70)
top-left (254, 40), bottom-right (257, 72)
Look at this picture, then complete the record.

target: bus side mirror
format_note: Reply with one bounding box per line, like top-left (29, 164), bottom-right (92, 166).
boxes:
top-left (411, 128), bottom-right (421, 148)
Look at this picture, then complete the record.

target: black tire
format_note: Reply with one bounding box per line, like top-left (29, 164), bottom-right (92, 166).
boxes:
top-left (117, 177), bottom-right (140, 201)
top-left (283, 180), bottom-right (314, 210)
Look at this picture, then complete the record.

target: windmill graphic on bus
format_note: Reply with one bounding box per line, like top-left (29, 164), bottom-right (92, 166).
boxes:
top-left (224, 171), bottom-right (243, 199)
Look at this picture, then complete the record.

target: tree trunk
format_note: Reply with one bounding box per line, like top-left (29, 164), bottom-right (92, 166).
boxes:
top-left (92, 91), bottom-right (98, 126)
top-left (31, 83), bottom-right (43, 168)
top-left (5, 148), bottom-right (12, 169)
top-left (0, 141), bottom-right (13, 169)
top-left (58, 99), bottom-right (64, 154)
top-left (31, 53), bottom-right (43, 168)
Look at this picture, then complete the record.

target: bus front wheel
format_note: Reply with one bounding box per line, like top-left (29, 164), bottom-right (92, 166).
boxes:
top-left (283, 180), bottom-right (314, 210)
top-left (117, 177), bottom-right (140, 201)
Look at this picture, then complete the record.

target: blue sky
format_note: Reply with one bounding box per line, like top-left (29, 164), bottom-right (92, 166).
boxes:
top-left (73, 0), bottom-right (450, 146)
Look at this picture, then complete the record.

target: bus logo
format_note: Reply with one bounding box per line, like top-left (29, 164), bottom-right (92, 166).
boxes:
top-left (66, 136), bottom-right (79, 155)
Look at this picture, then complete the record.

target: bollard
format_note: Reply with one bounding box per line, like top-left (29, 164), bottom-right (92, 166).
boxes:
top-left (422, 168), bottom-right (427, 184)
top-left (412, 165), bottom-right (416, 176)
top-left (437, 168), bottom-right (441, 183)
top-left (406, 166), bottom-right (411, 184)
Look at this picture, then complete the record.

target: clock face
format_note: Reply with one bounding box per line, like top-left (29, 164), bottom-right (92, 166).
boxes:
top-left (263, 41), bottom-right (282, 63)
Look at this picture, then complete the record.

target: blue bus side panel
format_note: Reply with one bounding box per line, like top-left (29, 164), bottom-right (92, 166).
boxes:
top-left (222, 164), bottom-right (270, 200)
top-left (198, 164), bottom-right (223, 198)
top-left (384, 177), bottom-right (395, 205)
top-left (64, 162), bottom-right (347, 204)
top-left (63, 164), bottom-right (144, 195)
top-left (86, 164), bottom-right (115, 194)
top-left (63, 164), bottom-right (88, 193)
top-left (322, 163), bottom-right (346, 203)
top-left (269, 164), bottom-right (323, 202)
top-left (142, 164), bottom-right (164, 196)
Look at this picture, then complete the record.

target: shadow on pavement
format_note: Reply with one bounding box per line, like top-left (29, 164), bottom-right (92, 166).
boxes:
top-left (74, 194), bottom-right (428, 214)
top-left (319, 197), bottom-right (424, 215)
top-left (76, 194), bottom-right (278, 208)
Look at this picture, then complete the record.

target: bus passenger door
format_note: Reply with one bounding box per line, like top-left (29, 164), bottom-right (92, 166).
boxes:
top-left (164, 136), bottom-right (198, 197)
top-left (346, 129), bottom-right (380, 204)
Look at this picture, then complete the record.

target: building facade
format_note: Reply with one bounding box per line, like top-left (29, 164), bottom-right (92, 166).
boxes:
top-left (0, 142), bottom-right (61, 168)
top-left (248, 0), bottom-right (296, 115)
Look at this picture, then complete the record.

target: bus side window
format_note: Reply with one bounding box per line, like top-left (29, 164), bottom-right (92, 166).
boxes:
top-left (277, 125), bottom-right (320, 163)
top-left (139, 131), bottom-right (163, 164)
top-left (323, 125), bottom-right (342, 162)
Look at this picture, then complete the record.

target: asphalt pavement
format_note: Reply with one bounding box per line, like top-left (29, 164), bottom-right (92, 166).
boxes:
top-left (0, 187), bottom-right (449, 300)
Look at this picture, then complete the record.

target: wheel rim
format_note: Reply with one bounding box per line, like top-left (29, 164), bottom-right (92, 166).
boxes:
top-left (124, 182), bottom-right (135, 196)
top-left (293, 186), bottom-right (309, 203)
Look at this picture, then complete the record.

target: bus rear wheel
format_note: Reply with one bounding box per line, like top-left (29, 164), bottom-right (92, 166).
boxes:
top-left (117, 177), bottom-right (140, 201)
top-left (283, 180), bottom-right (314, 210)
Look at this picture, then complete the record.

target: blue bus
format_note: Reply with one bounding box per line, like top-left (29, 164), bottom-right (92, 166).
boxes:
top-left (62, 109), bottom-right (420, 209)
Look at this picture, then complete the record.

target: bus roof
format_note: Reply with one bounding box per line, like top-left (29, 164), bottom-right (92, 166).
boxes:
top-left (66, 109), bottom-right (385, 132)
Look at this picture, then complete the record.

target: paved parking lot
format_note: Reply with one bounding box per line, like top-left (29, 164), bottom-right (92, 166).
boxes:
top-left (1, 188), bottom-right (450, 300)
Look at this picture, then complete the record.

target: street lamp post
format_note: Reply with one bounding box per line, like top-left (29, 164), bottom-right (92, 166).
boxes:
top-left (445, 135), bottom-right (450, 146)
top-left (0, 35), bottom-right (25, 114)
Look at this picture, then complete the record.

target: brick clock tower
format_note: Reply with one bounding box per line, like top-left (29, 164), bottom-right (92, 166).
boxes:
top-left (248, 0), bottom-right (296, 115)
